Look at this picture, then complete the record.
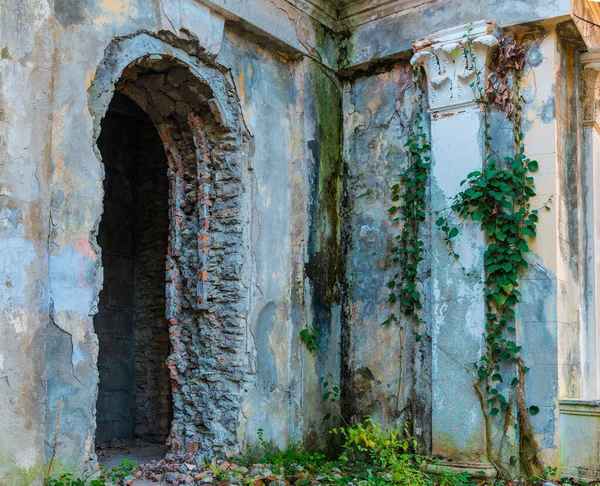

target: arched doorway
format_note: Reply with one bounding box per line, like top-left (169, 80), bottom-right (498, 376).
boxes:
top-left (94, 91), bottom-right (172, 446)
top-left (90, 47), bottom-right (249, 457)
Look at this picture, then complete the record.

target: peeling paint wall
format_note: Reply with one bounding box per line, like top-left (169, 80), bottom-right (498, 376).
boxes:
top-left (0, 1), bottom-right (54, 484)
top-left (341, 62), bottom-right (431, 450)
top-left (2, 0), bottom-right (600, 483)
top-left (1, 0), bottom-right (342, 481)
top-left (217, 33), bottom-right (344, 451)
top-left (341, 18), bottom-right (595, 478)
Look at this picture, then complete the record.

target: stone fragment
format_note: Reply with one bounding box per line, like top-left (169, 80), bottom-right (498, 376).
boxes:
top-left (166, 68), bottom-right (191, 87)
top-left (165, 472), bottom-right (179, 483)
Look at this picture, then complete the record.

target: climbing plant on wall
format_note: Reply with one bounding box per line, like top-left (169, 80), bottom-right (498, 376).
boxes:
top-left (387, 26), bottom-right (548, 478)
top-left (384, 67), bottom-right (430, 330)
top-left (436, 28), bottom-right (548, 477)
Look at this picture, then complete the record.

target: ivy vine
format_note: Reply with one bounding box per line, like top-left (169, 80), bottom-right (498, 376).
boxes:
top-left (435, 27), bottom-right (548, 477)
top-left (385, 25), bottom-right (549, 477)
top-left (384, 67), bottom-right (430, 329)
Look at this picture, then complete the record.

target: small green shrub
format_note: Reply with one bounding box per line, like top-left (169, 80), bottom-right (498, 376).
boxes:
top-left (45, 472), bottom-right (104, 486)
top-left (100, 459), bottom-right (137, 484)
top-left (300, 323), bottom-right (320, 352)
top-left (239, 418), bottom-right (475, 485)
top-left (333, 418), bottom-right (430, 485)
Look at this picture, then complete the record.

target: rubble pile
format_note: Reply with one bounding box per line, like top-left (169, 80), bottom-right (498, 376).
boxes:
top-left (129, 453), bottom-right (302, 485)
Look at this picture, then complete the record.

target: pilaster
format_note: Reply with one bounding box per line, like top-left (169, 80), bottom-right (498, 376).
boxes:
top-left (411, 20), bottom-right (500, 474)
top-left (579, 49), bottom-right (600, 400)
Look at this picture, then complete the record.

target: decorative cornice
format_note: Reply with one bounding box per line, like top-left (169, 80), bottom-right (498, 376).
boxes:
top-left (411, 20), bottom-right (500, 113)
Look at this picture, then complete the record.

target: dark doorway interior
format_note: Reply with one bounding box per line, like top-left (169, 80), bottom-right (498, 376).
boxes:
top-left (94, 92), bottom-right (172, 445)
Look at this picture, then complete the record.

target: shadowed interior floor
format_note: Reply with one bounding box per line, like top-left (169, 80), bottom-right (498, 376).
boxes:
top-left (97, 443), bottom-right (168, 468)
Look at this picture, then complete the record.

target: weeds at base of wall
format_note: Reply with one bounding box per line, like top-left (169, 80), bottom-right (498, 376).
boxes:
top-left (45, 460), bottom-right (137, 486)
top-left (44, 418), bottom-right (588, 485)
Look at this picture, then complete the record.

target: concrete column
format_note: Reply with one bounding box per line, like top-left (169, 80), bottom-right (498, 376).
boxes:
top-left (411, 20), bottom-right (499, 473)
top-left (580, 49), bottom-right (600, 400)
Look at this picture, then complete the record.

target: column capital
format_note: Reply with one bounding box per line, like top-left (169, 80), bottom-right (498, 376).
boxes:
top-left (411, 20), bottom-right (500, 113)
top-left (581, 49), bottom-right (600, 126)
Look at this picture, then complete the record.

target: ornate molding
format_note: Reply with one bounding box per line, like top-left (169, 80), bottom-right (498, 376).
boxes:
top-left (581, 49), bottom-right (600, 125)
top-left (411, 20), bottom-right (500, 113)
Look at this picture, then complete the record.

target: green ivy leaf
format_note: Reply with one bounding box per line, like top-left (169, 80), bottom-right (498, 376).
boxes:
top-left (529, 405), bottom-right (540, 415)
top-left (493, 293), bottom-right (507, 306)
top-left (472, 210), bottom-right (484, 221)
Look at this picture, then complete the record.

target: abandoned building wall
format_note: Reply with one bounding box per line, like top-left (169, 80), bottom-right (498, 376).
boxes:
top-left (217, 32), bottom-right (344, 450)
top-left (341, 63), bottom-right (432, 450)
top-left (32, 0), bottom-right (340, 478)
top-left (5, 1), bottom-right (600, 484)
top-left (0, 1), bottom-right (54, 483)
top-left (340, 20), bottom-right (591, 475)
top-left (515, 25), bottom-right (582, 467)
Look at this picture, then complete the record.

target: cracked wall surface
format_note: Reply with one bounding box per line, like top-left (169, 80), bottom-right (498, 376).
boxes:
top-left (0, 0), bottom-right (343, 481)
top-left (2, 0), bottom-right (600, 483)
top-left (341, 62), bottom-right (432, 451)
top-left (0, 0), bottom-right (54, 483)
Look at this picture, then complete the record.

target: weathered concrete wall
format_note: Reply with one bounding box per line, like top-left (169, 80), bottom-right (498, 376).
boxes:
top-left (0, 0), bottom-right (342, 480)
top-left (516, 24), bottom-right (583, 469)
top-left (0, 1), bottom-right (54, 484)
top-left (340, 17), bottom-right (590, 477)
top-left (341, 63), bottom-right (431, 449)
top-left (218, 32), bottom-right (344, 450)
top-left (2, 0), bottom-right (599, 483)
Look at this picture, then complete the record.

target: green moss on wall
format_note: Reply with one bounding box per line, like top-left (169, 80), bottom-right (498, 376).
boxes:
top-left (337, 29), bottom-right (355, 72)
top-left (305, 62), bottom-right (343, 308)
top-left (0, 458), bottom-right (43, 486)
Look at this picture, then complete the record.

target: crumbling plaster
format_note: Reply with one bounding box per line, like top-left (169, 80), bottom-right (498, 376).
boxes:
top-left (19, 0), bottom-right (342, 479)
top-left (0, 0), bottom-right (54, 482)
top-left (2, 0), bottom-right (600, 483)
top-left (341, 62), bottom-right (432, 451)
